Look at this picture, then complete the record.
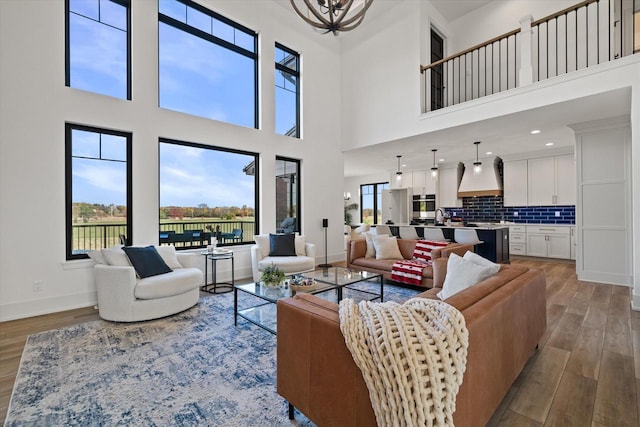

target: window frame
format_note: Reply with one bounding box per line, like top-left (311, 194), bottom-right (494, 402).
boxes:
top-left (65, 123), bottom-right (133, 260)
top-left (158, 0), bottom-right (259, 128)
top-left (360, 182), bottom-right (388, 225)
top-left (275, 42), bottom-right (301, 138)
top-left (65, 0), bottom-right (132, 100)
top-left (275, 156), bottom-right (301, 233)
top-left (158, 138), bottom-right (260, 248)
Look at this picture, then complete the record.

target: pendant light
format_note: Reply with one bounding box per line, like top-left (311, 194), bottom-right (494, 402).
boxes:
top-left (430, 149), bottom-right (438, 178)
top-left (473, 141), bottom-right (482, 175)
top-left (396, 155), bottom-right (403, 175)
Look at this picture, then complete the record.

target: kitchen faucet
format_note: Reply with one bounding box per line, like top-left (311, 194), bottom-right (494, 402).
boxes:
top-left (435, 208), bottom-right (445, 224)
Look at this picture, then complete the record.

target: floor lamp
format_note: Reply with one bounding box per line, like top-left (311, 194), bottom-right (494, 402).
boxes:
top-left (319, 218), bottom-right (332, 268)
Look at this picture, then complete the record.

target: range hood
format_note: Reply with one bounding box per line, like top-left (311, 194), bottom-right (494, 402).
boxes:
top-left (457, 156), bottom-right (503, 198)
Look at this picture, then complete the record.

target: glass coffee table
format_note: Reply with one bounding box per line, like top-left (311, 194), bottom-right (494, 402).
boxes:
top-left (234, 267), bottom-right (383, 334)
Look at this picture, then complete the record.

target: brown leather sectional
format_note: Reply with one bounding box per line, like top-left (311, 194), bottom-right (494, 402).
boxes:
top-left (277, 257), bottom-right (547, 427)
top-left (346, 238), bottom-right (474, 288)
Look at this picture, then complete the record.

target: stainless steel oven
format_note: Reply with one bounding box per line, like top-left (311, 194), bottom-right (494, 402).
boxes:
top-left (412, 194), bottom-right (436, 220)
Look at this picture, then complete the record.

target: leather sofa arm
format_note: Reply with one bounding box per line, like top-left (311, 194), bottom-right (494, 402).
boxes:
top-left (347, 239), bottom-right (367, 264)
top-left (277, 294), bottom-right (376, 426)
top-left (442, 243), bottom-right (474, 258)
top-left (432, 257), bottom-right (448, 289)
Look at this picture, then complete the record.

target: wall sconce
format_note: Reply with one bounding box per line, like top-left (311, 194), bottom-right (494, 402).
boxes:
top-left (344, 192), bottom-right (351, 200)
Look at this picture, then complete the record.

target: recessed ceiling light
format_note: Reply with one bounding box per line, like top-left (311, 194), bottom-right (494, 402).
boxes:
top-left (401, 163), bottom-right (407, 167)
top-left (545, 142), bottom-right (555, 146)
top-left (485, 151), bottom-right (492, 155)
top-left (439, 158), bottom-right (445, 162)
top-left (531, 129), bottom-right (541, 134)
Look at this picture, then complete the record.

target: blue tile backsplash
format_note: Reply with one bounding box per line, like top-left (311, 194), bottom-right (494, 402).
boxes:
top-left (442, 196), bottom-right (575, 224)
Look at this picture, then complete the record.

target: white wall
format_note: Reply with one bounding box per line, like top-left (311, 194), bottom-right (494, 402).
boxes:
top-left (0, 0), bottom-right (346, 320)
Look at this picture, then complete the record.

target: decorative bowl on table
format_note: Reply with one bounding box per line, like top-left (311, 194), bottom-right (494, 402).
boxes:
top-left (289, 276), bottom-right (317, 292)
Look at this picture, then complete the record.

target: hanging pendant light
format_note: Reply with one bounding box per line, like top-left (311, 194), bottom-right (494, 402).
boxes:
top-left (396, 155), bottom-right (403, 175)
top-left (430, 149), bottom-right (438, 178)
top-left (290, 0), bottom-right (374, 35)
top-left (473, 141), bottom-right (482, 175)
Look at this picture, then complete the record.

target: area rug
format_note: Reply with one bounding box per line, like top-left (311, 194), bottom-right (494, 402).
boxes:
top-left (5, 283), bottom-right (419, 426)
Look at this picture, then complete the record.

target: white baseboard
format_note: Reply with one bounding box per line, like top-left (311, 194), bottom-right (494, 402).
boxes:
top-left (576, 271), bottom-right (632, 286)
top-left (0, 291), bottom-right (98, 322)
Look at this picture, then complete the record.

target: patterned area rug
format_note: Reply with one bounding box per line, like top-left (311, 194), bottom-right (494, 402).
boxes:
top-left (5, 282), bottom-right (419, 426)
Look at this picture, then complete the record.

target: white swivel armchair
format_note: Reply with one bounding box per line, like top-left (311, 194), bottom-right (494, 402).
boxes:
top-left (250, 234), bottom-right (316, 282)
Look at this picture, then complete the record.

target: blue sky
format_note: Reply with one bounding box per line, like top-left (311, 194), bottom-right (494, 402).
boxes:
top-left (68, 0), bottom-right (299, 209)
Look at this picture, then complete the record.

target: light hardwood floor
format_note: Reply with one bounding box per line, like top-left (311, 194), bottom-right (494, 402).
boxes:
top-left (1, 259), bottom-right (638, 425)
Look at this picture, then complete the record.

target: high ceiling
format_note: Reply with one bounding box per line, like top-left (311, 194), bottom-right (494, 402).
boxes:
top-left (343, 88), bottom-right (632, 177)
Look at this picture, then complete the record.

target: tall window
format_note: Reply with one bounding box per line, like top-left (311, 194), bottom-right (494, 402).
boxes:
top-left (275, 157), bottom-right (300, 233)
top-left (66, 124), bottom-right (132, 260)
top-left (66, 0), bottom-right (131, 99)
top-left (360, 182), bottom-right (388, 225)
top-left (159, 139), bottom-right (258, 248)
top-left (158, 0), bottom-right (258, 128)
top-left (430, 28), bottom-right (444, 111)
top-left (275, 43), bottom-right (300, 138)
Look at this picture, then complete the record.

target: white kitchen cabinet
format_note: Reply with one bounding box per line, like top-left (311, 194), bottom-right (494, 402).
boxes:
top-left (508, 225), bottom-right (527, 256)
top-left (526, 225), bottom-right (571, 259)
top-left (412, 170), bottom-right (437, 195)
top-left (503, 160), bottom-right (528, 207)
top-left (555, 155), bottom-right (576, 205)
top-left (438, 164), bottom-right (462, 208)
top-left (389, 172), bottom-right (411, 189)
top-left (527, 155), bottom-right (575, 206)
top-left (381, 188), bottom-right (411, 224)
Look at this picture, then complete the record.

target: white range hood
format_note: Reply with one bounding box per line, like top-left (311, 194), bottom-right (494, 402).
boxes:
top-left (457, 156), bottom-right (503, 198)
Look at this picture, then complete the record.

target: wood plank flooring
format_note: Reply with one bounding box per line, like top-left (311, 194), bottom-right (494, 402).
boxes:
top-left (1, 259), bottom-right (638, 426)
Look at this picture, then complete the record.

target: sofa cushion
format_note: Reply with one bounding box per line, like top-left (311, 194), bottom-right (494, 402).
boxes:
top-left (101, 245), bottom-right (131, 266)
top-left (135, 268), bottom-right (201, 299)
top-left (294, 233), bottom-right (306, 256)
top-left (123, 245), bottom-right (173, 278)
top-left (437, 253), bottom-right (497, 300)
top-left (258, 256), bottom-right (315, 274)
top-left (364, 232), bottom-right (386, 258)
top-left (373, 235), bottom-right (403, 260)
top-left (463, 251), bottom-right (500, 275)
top-left (270, 233), bottom-right (297, 256)
top-left (254, 234), bottom-right (271, 258)
top-left (155, 245), bottom-right (182, 269)
top-left (88, 249), bottom-right (107, 265)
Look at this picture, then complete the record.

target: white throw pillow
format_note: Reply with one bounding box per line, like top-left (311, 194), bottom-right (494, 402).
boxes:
top-left (155, 245), bottom-right (182, 269)
top-left (364, 232), bottom-right (387, 258)
top-left (437, 253), bottom-right (496, 300)
top-left (101, 245), bottom-right (131, 266)
top-left (253, 234), bottom-right (271, 258)
top-left (294, 233), bottom-right (306, 256)
top-left (463, 251), bottom-right (501, 275)
top-left (373, 235), bottom-right (403, 260)
top-left (353, 224), bottom-right (370, 235)
top-left (87, 249), bottom-right (107, 265)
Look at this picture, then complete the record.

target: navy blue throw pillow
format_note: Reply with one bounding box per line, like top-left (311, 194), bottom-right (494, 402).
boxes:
top-left (269, 233), bottom-right (296, 256)
top-left (122, 245), bottom-right (173, 278)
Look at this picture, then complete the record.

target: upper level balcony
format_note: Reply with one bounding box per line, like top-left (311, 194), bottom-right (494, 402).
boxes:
top-left (421, 0), bottom-right (639, 114)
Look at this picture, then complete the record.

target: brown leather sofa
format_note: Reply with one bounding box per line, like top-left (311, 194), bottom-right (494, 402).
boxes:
top-left (277, 257), bottom-right (547, 427)
top-left (346, 238), bottom-right (473, 288)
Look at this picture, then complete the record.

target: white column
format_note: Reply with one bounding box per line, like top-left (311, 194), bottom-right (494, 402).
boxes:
top-left (518, 15), bottom-right (534, 86)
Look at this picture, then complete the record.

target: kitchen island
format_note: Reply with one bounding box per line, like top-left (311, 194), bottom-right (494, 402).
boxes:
top-left (379, 224), bottom-right (510, 263)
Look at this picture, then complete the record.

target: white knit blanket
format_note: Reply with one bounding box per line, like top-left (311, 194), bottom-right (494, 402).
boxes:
top-left (339, 297), bottom-right (469, 427)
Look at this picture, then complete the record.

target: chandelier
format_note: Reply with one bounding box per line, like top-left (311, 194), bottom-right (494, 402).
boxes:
top-left (290, 0), bottom-right (374, 35)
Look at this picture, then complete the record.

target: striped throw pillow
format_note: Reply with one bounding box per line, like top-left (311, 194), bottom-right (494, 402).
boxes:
top-left (412, 240), bottom-right (449, 262)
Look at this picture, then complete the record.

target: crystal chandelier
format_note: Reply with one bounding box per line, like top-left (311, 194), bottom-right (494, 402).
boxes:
top-left (290, 0), bottom-right (374, 35)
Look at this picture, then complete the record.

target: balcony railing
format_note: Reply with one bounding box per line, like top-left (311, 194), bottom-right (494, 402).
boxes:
top-left (71, 220), bottom-right (256, 254)
top-left (421, 0), bottom-right (638, 113)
